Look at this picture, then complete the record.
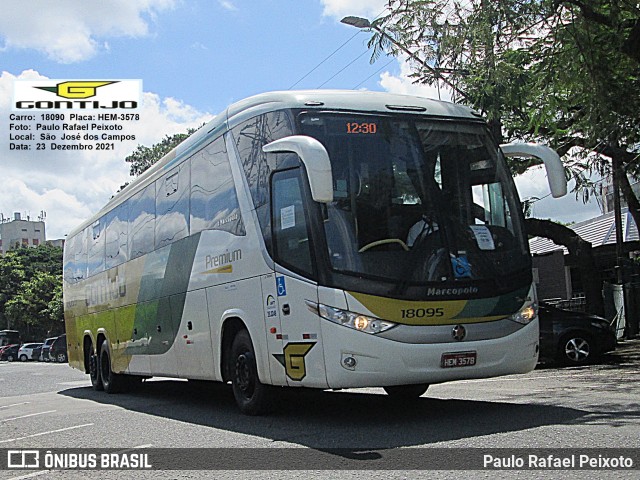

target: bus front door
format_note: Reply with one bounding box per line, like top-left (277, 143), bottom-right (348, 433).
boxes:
top-left (273, 272), bottom-right (327, 388)
top-left (269, 168), bottom-right (328, 388)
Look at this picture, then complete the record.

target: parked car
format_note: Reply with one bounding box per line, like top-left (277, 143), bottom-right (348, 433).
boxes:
top-left (18, 343), bottom-right (44, 361)
top-left (49, 334), bottom-right (67, 363)
top-left (0, 345), bottom-right (10, 359)
top-left (538, 302), bottom-right (617, 365)
top-left (39, 337), bottom-right (57, 361)
top-left (0, 344), bottom-right (20, 362)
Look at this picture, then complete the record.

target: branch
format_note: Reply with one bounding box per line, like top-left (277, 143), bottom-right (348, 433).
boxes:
top-left (525, 217), bottom-right (592, 258)
top-left (559, 0), bottom-right (615, 28)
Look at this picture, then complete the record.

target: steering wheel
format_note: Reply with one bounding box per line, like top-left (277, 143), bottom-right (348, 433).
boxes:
top-left (359, 238), bottom-right (410, 253)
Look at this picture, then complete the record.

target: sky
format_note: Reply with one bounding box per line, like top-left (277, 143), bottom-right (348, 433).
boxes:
top-left (0, 0), bottom-right (603, 240)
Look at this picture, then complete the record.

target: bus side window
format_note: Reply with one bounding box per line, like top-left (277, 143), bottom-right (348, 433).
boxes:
top-left (87, 218), bottom-right (105, 276)
top-left (129, 182), bottom-right (156, 260)
top-left (105, 202), bottom-right (128, 269)
top-left (231, 110), bottom-right (294, 254)
top-left (156, 164), bottom-right (190, 248)
top-left (271, 169), bottom-right (314, 277)
top-left (190, 136), bottom-right (244, 236)
top-left (64, 232), bottom-right (86, 283)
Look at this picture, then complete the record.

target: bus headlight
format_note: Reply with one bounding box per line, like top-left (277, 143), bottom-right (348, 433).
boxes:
top-left (318, 304), bottom-right (396, 334)
top-left (509, 303), bottom-right (538, 325)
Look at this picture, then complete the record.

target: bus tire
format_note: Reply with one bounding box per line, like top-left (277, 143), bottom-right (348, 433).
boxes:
top-left (383, 383), bottom-right (429, 399)
top-left (90, 353), bottom-right (104, 391)
top-left (99, 342), bottom-right (125, 394)
top-left (230, 330), bottom-right (270, 415)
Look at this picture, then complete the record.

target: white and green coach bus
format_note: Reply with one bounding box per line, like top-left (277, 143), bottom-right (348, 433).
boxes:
top-left (63, 90), bottom-right (567, 414)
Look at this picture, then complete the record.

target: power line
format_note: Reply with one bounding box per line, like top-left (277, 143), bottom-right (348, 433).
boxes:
top-left (316, 49), bottom-right (370, 88)
top-left (288, 30), bottom-right (363, 90)
top-left (289, 9), bottom-right (390, 90)
top-left (353, 57), bottom-right (396, 89)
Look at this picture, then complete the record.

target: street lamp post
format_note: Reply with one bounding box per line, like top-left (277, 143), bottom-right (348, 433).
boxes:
top-left (340, 16), bottom-right (469, 102)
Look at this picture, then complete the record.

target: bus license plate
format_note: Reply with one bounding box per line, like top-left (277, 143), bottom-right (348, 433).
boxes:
top-left (441, 351), bottom-right (477, 368)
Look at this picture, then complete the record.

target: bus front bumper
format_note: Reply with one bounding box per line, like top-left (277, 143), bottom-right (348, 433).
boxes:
top-left (320, 319), bottom-right (539, 389)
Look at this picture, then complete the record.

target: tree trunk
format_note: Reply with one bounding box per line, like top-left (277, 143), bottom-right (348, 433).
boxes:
top-left (615, 158), bottom-right (640, 234)
top-left (525, 218), bottom-right (604, 316)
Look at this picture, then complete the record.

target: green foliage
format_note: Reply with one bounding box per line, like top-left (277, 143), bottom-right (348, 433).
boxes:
top-left (125, 128), bottom-right (198, 177)
top-left (5, 272), bottom-right (62, 337)
top-left (0, 244), bottom-right (64, 340)
top-left (371, 0), bottom-right (640, 219)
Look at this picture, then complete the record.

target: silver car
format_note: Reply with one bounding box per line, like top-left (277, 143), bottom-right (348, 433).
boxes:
top-left (39, 337), bottom-right (57, 361)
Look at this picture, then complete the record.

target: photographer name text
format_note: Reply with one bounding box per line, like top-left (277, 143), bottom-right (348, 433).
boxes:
top-left (484, 453), bottom-right (634, 469)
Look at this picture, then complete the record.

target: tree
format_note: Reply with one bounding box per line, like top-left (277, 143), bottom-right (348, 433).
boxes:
top-left (364, 0), bottom-right (640, 313)
top-left (0, 245), bottom-right (63, 335)
top-left (0, 254), bottom-right (25, 329)
top-left (5, 271), bottom-right (63, 340)
top-left (125, 129), bottom-right (198, 177)
top-left (369, 0), bottom-right (640, 224)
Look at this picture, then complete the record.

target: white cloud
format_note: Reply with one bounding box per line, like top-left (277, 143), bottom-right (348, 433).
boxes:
top-left (0, 0), bottom-right (175, 63)
top-left (515, 166), bottom-right (603, 224)
top-left (379, 57), bottom-right (453, 101)
top-left (321, 0), bottom-right (388, 20)
top-left (218, 1), bottom-right (237, 11)
top-left (1, 70), bottom-right (213, 239)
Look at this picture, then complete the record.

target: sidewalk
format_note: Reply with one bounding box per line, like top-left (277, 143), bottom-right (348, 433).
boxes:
top-left (605, 336), bottom-right (640, 366)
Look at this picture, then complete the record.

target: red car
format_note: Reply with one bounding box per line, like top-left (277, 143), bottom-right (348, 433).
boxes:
top-left (0, 344), bottom-right (20, 362)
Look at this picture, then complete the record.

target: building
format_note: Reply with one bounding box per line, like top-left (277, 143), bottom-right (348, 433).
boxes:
top-left (530, 208), bottom-right (640, 337)
top-left (0, 212), bottom-right (46, 254)
top-left (530, 207), bottom-right (639, 302)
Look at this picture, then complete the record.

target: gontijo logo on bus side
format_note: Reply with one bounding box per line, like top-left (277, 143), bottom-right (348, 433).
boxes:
top-left (13, 79), bottom-right (141, 110)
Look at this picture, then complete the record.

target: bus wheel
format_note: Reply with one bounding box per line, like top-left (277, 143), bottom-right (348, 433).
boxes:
top-left (99, 342), bottom-right (125, 394)
top-left (230, 330), bottom-right (270, 415)
top-left (383, 384), bottom-right (429, 399)
top-left (90, 353), bottom-right (103, 391)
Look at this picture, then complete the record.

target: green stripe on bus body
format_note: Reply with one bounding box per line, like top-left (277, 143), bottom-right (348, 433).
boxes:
top-left (128, 234), bottom-right (201, 356)
top-left (452, 286), bottom-right (529, 319)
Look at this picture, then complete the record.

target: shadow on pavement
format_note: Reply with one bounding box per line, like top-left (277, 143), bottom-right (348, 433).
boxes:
top-left (61, 379), bottom-right (589, 451)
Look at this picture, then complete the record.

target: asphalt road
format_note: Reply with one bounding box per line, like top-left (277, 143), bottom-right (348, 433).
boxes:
top-left (1, 341), bottom-right (639, 479)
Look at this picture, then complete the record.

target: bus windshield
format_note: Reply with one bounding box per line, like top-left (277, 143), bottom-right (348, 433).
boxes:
top-left (299, 112), bottom-right (529, 288)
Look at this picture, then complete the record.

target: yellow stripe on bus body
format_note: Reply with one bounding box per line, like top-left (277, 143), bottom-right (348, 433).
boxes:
top-left (347, 291), bottom-right (505, 326)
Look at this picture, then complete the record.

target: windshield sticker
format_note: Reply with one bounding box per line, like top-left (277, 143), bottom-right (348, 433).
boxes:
top-left (469, 225), bottom-right (495, 250)
top-left (281, 205), bottom-right (295, 230)
top-left (451, 255), bottom-right (472, 278)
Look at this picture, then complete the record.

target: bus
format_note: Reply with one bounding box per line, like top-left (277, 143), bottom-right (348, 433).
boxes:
top-left (0, 330), bottom-right (21, 347)
top-left (63, 90), bottom-right (567, 414)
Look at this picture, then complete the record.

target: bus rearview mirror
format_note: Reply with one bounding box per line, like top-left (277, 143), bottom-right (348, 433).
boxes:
top-left (500, 143), bottom-right (568, 198)
top-left (263, 135), bottom-right (334, 203)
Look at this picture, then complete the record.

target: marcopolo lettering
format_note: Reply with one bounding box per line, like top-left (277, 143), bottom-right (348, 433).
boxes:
top-left (427, 286), bottom-right (479, 296)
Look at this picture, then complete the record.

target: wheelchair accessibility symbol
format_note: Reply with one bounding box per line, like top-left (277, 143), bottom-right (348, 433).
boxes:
top-left (276, 276), bottom-right (287, 296)
top-left (451, 255), bottom-right (472, 278)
